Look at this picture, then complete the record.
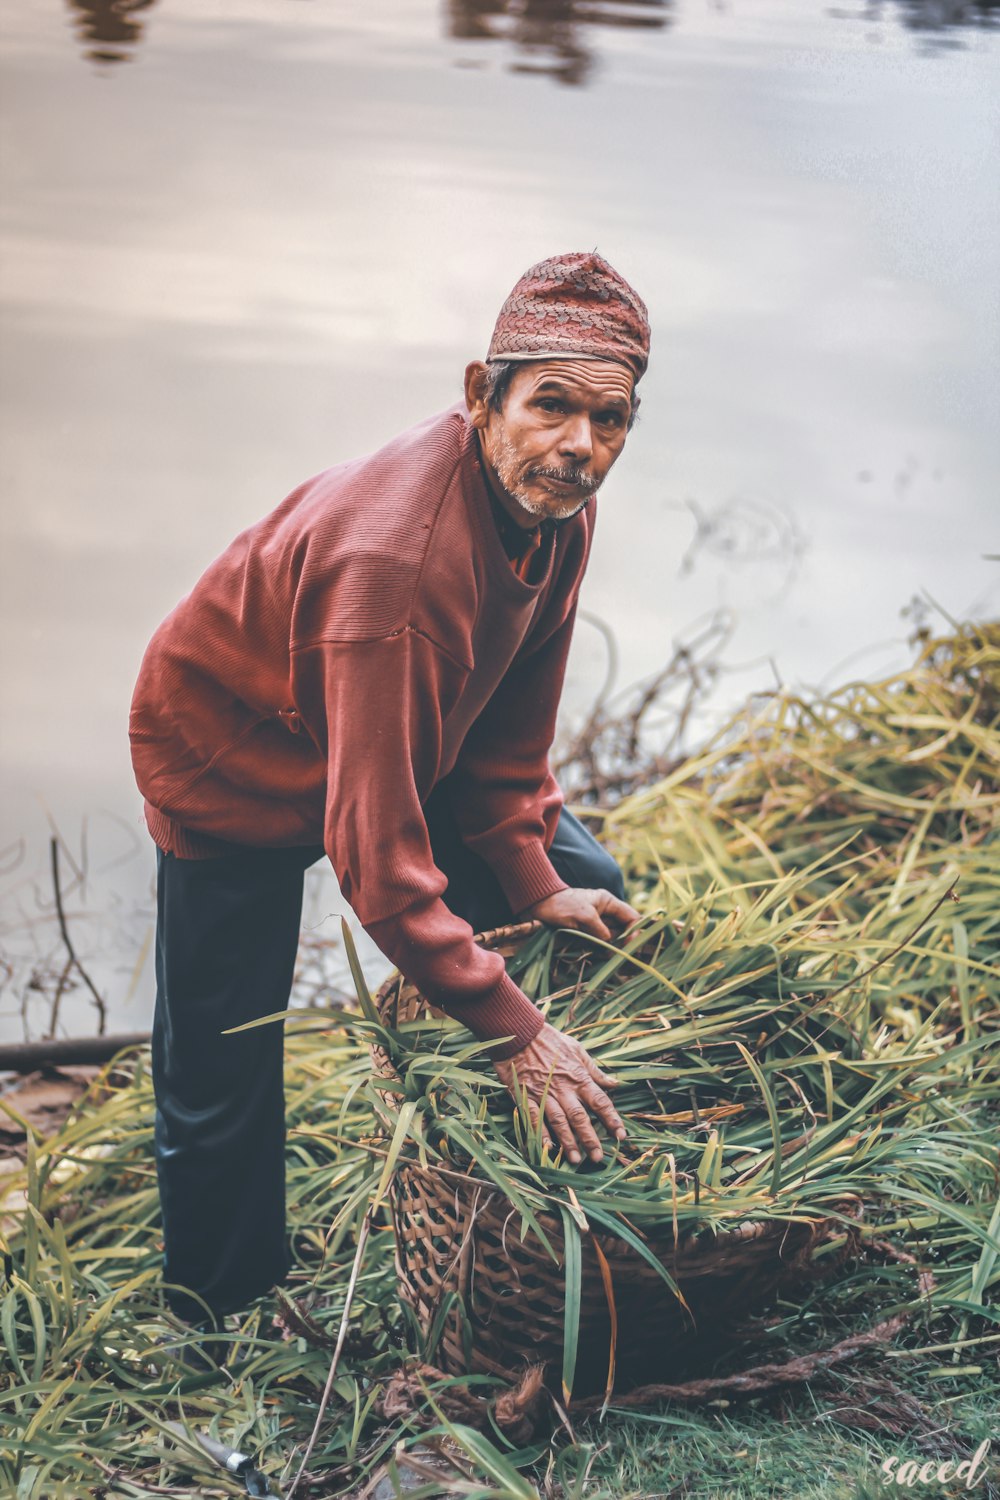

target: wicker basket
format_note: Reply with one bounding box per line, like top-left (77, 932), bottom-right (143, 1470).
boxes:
top-left (374, 923), bottom-right (856, 1394)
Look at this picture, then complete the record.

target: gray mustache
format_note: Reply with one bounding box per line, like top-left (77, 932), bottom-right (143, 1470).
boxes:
top-left (528, 466), bottom-right (598, 492)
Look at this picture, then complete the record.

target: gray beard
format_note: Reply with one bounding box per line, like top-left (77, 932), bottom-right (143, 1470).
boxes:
top-left (551, 496), bottom-right (592, 526)
top-left (490, 430), bottom-right (597, 523)
top-left (499, 477), bottom-right (596, 526)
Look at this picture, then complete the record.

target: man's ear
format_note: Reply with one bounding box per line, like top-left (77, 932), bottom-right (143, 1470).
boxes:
top-left (464, 361), bottom-right (491, 429)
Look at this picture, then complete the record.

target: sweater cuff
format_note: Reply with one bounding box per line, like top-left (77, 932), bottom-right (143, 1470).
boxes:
top-left (442, 969), bottom-right (546, 1061)
top-left (489, 840), bottom-right (568, 918)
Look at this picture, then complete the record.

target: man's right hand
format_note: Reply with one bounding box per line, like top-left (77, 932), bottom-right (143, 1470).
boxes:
top-left (493, 1021), bottom-right (626, 1164)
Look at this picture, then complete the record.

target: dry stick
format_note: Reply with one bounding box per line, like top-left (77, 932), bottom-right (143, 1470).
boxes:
top-left (286, 1208), bottom-right (373, 1500)
top-left (47, 955), bottom-right (74, 1038)
top-left (49, 836), bottom-right (106, 1036)
top-left (0, 1032), bottom-right (150, 1071)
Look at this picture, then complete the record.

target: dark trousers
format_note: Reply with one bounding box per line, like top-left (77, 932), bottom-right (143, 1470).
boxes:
top-left (151, 793), bottom-right (624, 1320)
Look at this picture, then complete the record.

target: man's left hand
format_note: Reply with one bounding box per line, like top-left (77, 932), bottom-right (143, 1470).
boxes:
top-left (520, 887), bottom-right (640, 940)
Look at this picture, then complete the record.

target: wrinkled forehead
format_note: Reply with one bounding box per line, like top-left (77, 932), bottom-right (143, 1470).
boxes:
top-left (508, 357), bottom-right (635, 407)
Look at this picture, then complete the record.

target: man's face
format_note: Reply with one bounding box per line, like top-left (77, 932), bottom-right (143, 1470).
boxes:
top-left (466, 358), bottom-right (634, 526)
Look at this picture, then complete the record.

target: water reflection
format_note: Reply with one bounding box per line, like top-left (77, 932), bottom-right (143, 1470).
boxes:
top-left (66, 0), bottom-right (155, 66)
top-left (446, 0), bottom-right (671, 85)
top-left (61, 0), bottom-right (1000, 72)
top-left (833, 0), bottom-right (1000, 39)
top-left (887, 0), bottom-right (1000, 41)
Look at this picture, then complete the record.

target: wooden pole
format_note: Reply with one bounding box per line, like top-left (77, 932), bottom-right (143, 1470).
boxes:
top-left (0, 1034), bottom-right (150, 1073)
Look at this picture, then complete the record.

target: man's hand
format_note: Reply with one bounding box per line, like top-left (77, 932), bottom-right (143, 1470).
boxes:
top-left (494, 1022), bottom-right (626, 1164)
top-left (521, 887), bottom-right (640, 941)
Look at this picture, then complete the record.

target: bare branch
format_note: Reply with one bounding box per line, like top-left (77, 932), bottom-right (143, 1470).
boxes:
top-left (49, 837), bottom-right (107, 1036)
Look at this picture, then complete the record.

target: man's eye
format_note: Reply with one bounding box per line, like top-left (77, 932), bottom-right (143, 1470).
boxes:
top-left (537, 398), bottom-right (563, 413)
top-left (597, 411), bottom-right (623, 428)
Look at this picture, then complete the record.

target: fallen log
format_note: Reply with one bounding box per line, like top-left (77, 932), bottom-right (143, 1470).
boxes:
top-left (0, 1033), bottom-right (150, 1073)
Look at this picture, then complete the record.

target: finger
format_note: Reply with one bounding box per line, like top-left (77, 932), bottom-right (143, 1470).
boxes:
top-left (580, 1081), bottom-right (628, 1141)
top-left (542, 1095), bottom-right (586, 1165)
top-left (552, 1090), bottom-right (605, 1164)
top-left (595, 892), bottom-right (642, 928)
top-left (525, 1096), bottom-right (555, 1155)
top-left (577, 907), bottom-right (612, 941)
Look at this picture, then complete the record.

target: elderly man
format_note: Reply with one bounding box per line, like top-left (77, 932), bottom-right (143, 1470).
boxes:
top-left (130, 251), bottom-right (649, 1324)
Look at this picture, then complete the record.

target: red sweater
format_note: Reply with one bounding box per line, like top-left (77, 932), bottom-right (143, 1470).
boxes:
top-left (129, 406), bottom-right (595, 1057)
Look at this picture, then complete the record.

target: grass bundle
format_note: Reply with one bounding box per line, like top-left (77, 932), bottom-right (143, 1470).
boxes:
top-left (372, 868), bottom-right (997, 1394)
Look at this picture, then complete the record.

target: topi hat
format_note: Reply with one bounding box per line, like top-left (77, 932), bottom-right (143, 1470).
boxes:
top-left (487, 251), bottom-right (650, 383)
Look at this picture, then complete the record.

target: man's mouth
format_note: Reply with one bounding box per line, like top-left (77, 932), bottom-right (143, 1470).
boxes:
top-left (529, 467), bottom-right (596, 494)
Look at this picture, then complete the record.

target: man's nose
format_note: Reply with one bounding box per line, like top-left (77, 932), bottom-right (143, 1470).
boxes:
top-left (559, 414), bottom-right (593, 463)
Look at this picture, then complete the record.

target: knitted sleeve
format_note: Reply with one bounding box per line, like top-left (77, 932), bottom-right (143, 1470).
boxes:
top-left (442, 595), bottom-right (581, 917)
top-left (290, 628), bottom-right (546, 1059)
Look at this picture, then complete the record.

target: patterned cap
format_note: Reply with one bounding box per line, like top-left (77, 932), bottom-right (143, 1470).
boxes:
top-left (487, 252), bottom-right (650, 383)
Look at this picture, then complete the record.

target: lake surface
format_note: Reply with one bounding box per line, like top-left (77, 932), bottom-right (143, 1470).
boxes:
top-left (1, 0), bottom-right (998, 1040)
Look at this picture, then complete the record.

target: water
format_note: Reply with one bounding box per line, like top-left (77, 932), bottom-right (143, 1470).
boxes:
top-left (2, 0), bottom-right (998, 1041)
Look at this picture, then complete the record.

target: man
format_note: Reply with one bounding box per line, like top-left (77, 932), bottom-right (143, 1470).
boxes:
top-left (130, 251), bottom-right (650, 1324)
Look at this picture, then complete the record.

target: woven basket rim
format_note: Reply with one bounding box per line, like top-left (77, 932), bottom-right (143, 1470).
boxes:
top-left (393, 1156), bottom-right (850, 1251)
